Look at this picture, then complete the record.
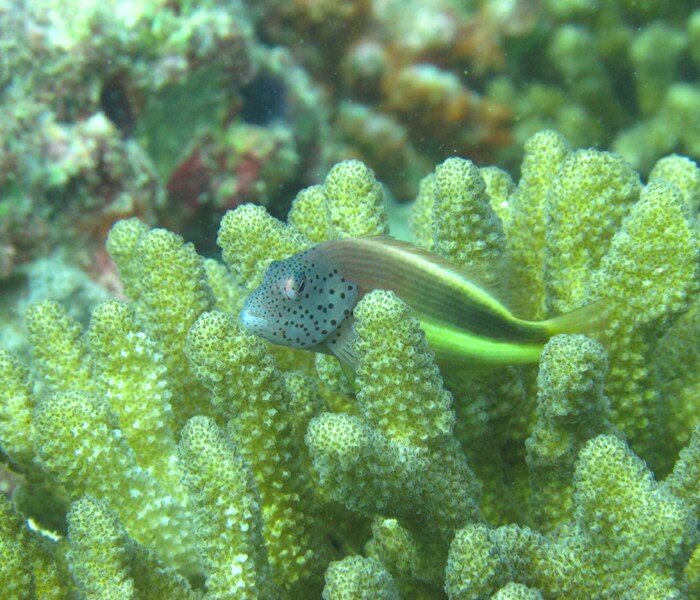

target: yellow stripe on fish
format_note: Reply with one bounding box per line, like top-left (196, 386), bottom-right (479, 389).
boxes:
top-left (240, 236), bottom-right (603, 372)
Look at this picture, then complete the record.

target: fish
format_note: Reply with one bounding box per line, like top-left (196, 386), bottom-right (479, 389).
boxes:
top-left (239, 236), bottom-right (603, 379)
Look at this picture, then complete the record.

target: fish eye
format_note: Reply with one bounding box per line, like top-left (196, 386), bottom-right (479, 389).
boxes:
top-left (284, 273), bottom-right (306, 300)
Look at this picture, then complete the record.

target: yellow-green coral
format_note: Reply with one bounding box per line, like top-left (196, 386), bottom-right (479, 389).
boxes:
top-left (106, 220), bottom-right (216, 428)
top-left (410, 172), bottom-right (437, 249)
top-left (218, 203), bottom-right (307, 294)
top-left (492, 582), bottom-right (544, 600)
top-left (410, 157), bottom-right (507, 270)
top-left (657, 297), bottom-right (700, 452)
top-left (573, 436), bottom-right (696, 593)
top-left (307, 290), bottom-right (481, 594)
top-left (202, 257), bottom-right (248, 316)
top-left (103, 217), bottom-right (150, 303)
top-left (526, 334), bottom-right (614, 529)
top-left (179, 416), bottom-right (275, 599)
top-left (649, 153), bottom-right (700, 212)
top-left (322, 555), bottom-right (398, 599)
top-left (88, 300), bottom-right (182, 498)
top-left (0, 137), bottom-right (699, 597)
top-left (591, 180), bottom-right (698, 463)
top-left (185, 310), bottom-right (329, 593)
top-left (686, 542), bottom-right (700, 597)
top-left (431, 157), bottom-right (506, 267)
top-left (445, 523), bottom-right (508, 599)
top-left (479, 166), bottom-right (516, 224)
top-left (364, 517), bottom-right (443, 596)
top-left (323, 159), bottom-right (388, 238)
top-left (353, 290), bottom-right (454, 445)
top-left (66, 496), bottom-right (136, 599)
top-left (0, 492), bottom-right (37, 599)
top-left (0, 493), bottom-right (71, 600)
top-left (543, 149), bottom-right (641, 312)
top-left (506, 129), bottom-right (571, 316)
top-left (446, 436), bottom-right (697, 599)
top-left (0, 350), bottom-right (35, 469)
top-left (665, 418), bottom-right (700, 520)
top-left (288, 158), bottom-right (388, 240)
top-left (32, 390), bottom-right (198, 574)
top-left (288, 184), bottom-right (334, 244)
top-left (66, 496), bottom-right (199, 600)
top-left (26, 300), bottom-right (93, 395)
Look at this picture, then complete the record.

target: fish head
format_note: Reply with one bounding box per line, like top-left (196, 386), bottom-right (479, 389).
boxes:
top-left (240, 248), bottom-right (358, 350)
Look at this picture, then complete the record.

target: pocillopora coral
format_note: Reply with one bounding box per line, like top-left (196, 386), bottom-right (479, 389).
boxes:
top-left (322, 555), bottom-right (399, 599)
top-left (178, 416), bottom-right (276, 599)
top-left (525, 334), bottom-right (616, 530)
top-left (66, 495), bottom-right (198, 599)
top-left (446, 435), bottom-right (697, 599)
top-left (0, 492), bottom-right (70, 599)
top-left (0, 136), bottom-right (698, 597)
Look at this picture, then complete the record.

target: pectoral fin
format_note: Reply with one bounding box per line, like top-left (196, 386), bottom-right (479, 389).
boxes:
top-left (337, 358), bottom-right (357, 392)
top-left (323, 315), bottom-right (358, 390)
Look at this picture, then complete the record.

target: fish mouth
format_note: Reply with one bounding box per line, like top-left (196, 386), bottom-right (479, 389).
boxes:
top-left (239, 308), bottom-right (268, 334)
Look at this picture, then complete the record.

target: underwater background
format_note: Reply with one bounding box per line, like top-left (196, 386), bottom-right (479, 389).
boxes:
top-left (1, 0), bottom-right (699, 597)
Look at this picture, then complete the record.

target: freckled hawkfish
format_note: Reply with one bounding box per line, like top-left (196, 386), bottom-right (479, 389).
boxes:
top-left (240, 236), bottom-right (602, 378)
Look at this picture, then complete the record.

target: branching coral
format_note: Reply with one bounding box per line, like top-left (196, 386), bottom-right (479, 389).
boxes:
top-left (446, 434), bottom-right (698, 599)
top-left (184, 310), bottom-right (330, 593)
top-left (66, 495), bottom-right (198, 599)
top-left (525, 334), bottom-right (616, 530)
top-left (178, 416), bottom-right (276, 599)
top-left (322, 555), bottom-right (399, 600)
top-left (488, 2), bottom-right (700, 174)
top-left (0, 130), bottom-right (699, 597)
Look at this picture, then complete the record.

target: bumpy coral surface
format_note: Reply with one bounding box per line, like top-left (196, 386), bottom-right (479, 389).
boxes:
top-left (0, 131), bottom-right (699, 598)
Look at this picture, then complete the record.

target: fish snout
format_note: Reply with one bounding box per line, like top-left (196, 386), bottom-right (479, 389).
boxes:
top-left (239, 308), bottom-right (269, 335)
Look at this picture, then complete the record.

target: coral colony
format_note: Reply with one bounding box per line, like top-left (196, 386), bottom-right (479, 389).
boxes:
top-left (1, 129), bottom-right (700, 597)
top-left (2, 0), bottom-right (700, 598)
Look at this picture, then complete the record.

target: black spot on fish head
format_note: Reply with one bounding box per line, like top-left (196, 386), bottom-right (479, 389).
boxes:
top-left (240, 255), bottom-right (302, 346)
top-left (240, 248), bottom-right (358, 351)
top-left (298, 265), bottom-right (358, 341)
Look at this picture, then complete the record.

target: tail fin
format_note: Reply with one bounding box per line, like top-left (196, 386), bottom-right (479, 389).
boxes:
top-left (543, 300), bottom-right (608, 338)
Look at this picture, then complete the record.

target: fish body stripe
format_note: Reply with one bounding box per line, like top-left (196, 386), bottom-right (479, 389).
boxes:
top-left (312, 237), bottom-right (550, 344)
top-left (420, 317), bottom-right (544, 366)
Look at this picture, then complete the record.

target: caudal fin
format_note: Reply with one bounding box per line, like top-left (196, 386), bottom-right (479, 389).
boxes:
top-left (544, 300), bottom-right (608, 338)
